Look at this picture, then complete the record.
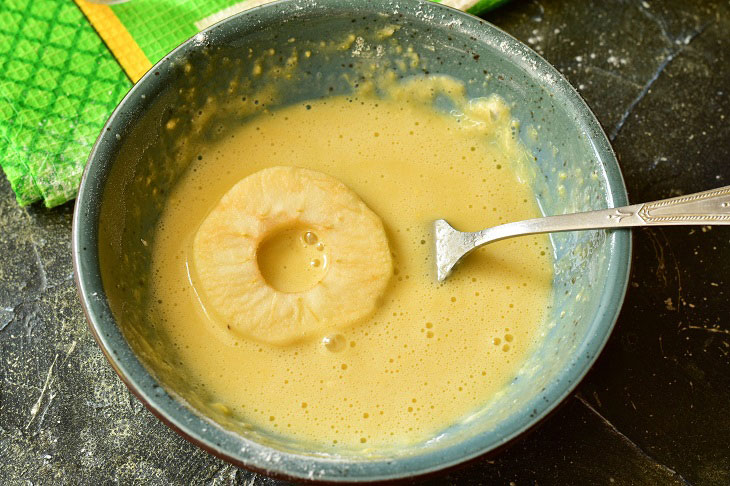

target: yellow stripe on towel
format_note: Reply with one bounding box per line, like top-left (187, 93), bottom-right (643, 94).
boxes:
top-left (74, 1), bottom-right (153, 82)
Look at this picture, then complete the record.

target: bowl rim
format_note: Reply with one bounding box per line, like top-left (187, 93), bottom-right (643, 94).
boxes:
top-left (72, 0), bottom-right (632, 481)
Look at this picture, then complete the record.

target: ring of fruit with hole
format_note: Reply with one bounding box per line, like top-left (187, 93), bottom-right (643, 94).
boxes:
top-left (192, 166), bottom-right (393, 345)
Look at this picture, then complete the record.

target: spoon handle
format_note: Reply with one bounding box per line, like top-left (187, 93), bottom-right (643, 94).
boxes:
top-left (473, 185), bottom-right (730, 249)
top-left (614, 185), bottom-right (730, 225)
top-left (435, 185), bottom-right (730, 281)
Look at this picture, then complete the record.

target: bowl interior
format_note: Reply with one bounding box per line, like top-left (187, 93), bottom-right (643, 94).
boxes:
top-left (75, 0), bottom-right (630, 480)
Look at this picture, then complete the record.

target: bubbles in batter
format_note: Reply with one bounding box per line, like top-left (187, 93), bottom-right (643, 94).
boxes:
top-left (149, 88), bottom-right (554, 449)
top-left (303, 231), bottom-right (318, 245)
top-left (323, 334), bottom-right (347, 352)
top-left (256, 226), bottom-right (328, 293)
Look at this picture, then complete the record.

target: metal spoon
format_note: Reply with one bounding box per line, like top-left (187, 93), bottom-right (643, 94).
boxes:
top-left (434, 185), bottom-right (730, 282)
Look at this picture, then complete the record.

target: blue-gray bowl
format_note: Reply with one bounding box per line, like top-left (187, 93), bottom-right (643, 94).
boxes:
top-left (72, 0), bottom-right (631, 481)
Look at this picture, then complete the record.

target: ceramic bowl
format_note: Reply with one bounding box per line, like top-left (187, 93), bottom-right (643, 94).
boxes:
top-left (73, 0), bottom-right (631, 481)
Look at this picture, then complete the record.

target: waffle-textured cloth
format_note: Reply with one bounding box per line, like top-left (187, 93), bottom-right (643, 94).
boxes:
top-left (0, 0), bottom-right (131, 207)
top-left (0, 0), bottom-right (506, 207)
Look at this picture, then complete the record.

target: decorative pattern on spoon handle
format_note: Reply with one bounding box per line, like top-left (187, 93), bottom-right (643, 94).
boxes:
top-left (636, 185), bottom-right (730, 224)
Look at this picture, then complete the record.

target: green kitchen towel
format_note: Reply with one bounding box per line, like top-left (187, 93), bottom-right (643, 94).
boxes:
top-left (0, 0), bottom-right (131, 207)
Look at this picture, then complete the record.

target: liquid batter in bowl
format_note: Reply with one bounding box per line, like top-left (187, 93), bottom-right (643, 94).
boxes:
top-left (149, 83), bottom-right (553, 450)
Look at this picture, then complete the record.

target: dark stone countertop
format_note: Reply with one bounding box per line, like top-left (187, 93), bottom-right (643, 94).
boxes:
top-left (1, 0), bottom-right (728, 484)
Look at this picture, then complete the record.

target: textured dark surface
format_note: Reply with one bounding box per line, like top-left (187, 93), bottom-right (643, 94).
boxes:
top-left (1, 0), bottom-right (729, 484)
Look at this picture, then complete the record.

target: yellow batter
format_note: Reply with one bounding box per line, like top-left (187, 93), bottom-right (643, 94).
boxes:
top-left (149, 84), bottom-right (553, 449)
